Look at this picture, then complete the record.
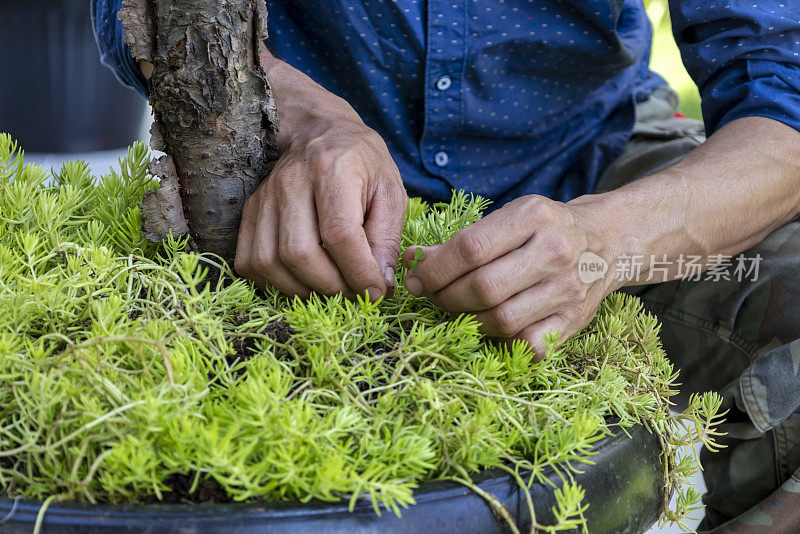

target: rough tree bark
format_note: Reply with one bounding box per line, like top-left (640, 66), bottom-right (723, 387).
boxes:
top-left (120, 0), bottom-right (279, 262)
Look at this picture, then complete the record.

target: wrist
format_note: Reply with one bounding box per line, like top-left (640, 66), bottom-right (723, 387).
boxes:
top-left (568, 192), bottom-right (644, 293)
top-left (569, 167), bottom-right (699, 288)
top-left (259, 50), bottom-right (364, 150)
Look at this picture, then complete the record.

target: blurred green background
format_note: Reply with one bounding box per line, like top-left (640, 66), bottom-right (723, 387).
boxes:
top-left (646, 0), bottom-right (702, 120)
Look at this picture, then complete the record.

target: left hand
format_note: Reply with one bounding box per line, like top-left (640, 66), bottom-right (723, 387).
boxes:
top-left (401, 194), bottom-right (614, 360)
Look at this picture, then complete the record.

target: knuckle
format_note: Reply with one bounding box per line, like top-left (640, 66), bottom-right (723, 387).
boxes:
top-left (492, 304), bottom-right (521, 336)
top-left (308, 142), bottom-right (341, 173)
top-left (457, 230), bottom-right (491, 266)
top-left (250, 250), bottom-right (277, 276)
top-left (547, 235), bottom-right (573, 264)
top-left (382, 233), bottom-right (403, 259)
top-left (472, 271), bottom-right (503, 308)
top-left (279, 241), bottom-right (313, 266)
top-left (320, 217), bottom-right (359, 248)
top-left (524, 195), bottom-right (546, 218)
top-left (524, 195), bottom-right (557, 225)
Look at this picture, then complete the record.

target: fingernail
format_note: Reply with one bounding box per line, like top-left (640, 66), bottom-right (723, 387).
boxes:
top-left (384, 267), bottom-right (396, 298)
top-left (366, 286), bottom-right (384, 301)
top-left (404, 275), bottom-right (423, 296)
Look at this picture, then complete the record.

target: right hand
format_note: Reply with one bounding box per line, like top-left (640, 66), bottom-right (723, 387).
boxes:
top-left (233, 52), bottom-right (407, 300)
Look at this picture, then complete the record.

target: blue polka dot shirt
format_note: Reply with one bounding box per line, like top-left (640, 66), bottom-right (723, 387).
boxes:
top-left (92, 0), bottom-right (800, 207)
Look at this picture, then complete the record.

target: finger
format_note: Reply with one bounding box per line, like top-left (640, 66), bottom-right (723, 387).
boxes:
top-left (250, 191), bottom-right (312, 297)
top-left (402, 198), bottom-right (535, 295)
top-left (431, 241), bottom-right (553, 312)
top-left (363, 176), bottom-right (407, 296)
top-left (504, 314), bottom-right (569, 362)
top-left (234, 195), bottom-right (258, 279)
top-left (316, 173), bottom-right (386, 300)
top-left (471, 278), bottom-right (571, 338)
top-left (277, 180), bottom-right (352, 296)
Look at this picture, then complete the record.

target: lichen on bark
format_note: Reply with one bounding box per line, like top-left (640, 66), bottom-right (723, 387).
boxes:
top-left (120, 0), bottom-right (279, 262)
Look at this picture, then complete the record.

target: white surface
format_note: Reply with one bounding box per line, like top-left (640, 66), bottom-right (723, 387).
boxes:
top-left (24, 107), bottom-right (151, 180)
top-left (26, 148), bottom-right (132, 179)
top-left (645, 443), bottom-right (707, 534)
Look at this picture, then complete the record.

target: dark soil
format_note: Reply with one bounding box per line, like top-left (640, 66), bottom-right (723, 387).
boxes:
top-left (366, 331), bottom-right (400, 356)
top-left (353, 332), bottom-right (402, 400)
top-left (140, 473), bottom-right (230, 504)
top-left (225, 319), bottom-right (297, 377)
top-left (263, 320), bottom-right (296, 345)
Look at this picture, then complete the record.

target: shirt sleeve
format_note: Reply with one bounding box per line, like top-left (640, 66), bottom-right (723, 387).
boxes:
top-left (90, 0), bottom-right (149, 98)
top-left (669, 1), bottom-right (800, 135)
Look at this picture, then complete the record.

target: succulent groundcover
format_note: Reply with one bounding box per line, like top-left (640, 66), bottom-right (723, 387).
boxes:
top-left (0, 135), bottom-right (722, 532)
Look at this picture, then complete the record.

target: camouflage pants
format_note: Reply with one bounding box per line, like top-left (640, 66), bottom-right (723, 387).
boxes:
top-left (596, 86), bottom-right (800, 533)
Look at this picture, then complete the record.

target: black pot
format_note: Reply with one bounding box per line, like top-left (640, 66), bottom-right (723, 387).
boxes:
top-left (0, 424), bottom-right (666, 534)
top-left (0, 0), bottom-right (147, 153)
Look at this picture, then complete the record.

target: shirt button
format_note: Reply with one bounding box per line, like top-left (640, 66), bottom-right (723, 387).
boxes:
top-left (435, 76), bottom-right (452, 91)
top-left (434, 151), bottom-right (450, 167)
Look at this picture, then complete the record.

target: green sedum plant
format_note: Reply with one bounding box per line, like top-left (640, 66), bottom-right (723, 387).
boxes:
top-left (0, 134), bottom-right (722, 533)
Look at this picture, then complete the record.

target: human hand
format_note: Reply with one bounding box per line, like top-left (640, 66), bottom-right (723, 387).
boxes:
top-left (401, 195), bottom-right (615, 359)
top-left (234, 52), bottom-right (407, 300)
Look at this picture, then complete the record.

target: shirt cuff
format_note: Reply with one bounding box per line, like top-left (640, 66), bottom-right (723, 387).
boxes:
top-left (90, 0), bottom-right (149, 99)
top-left (702, 59), bottom-right (800, 135)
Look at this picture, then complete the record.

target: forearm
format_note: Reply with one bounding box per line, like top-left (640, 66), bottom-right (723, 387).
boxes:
top-left (570, 116), bottom-right (800, 288)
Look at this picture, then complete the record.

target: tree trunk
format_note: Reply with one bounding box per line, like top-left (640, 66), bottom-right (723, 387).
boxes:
top-left (120, 0), bottom-right (279, 262)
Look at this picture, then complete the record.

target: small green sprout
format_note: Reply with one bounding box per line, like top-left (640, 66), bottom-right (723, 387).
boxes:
top-left (408, 246), bottom-right (426, 271)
